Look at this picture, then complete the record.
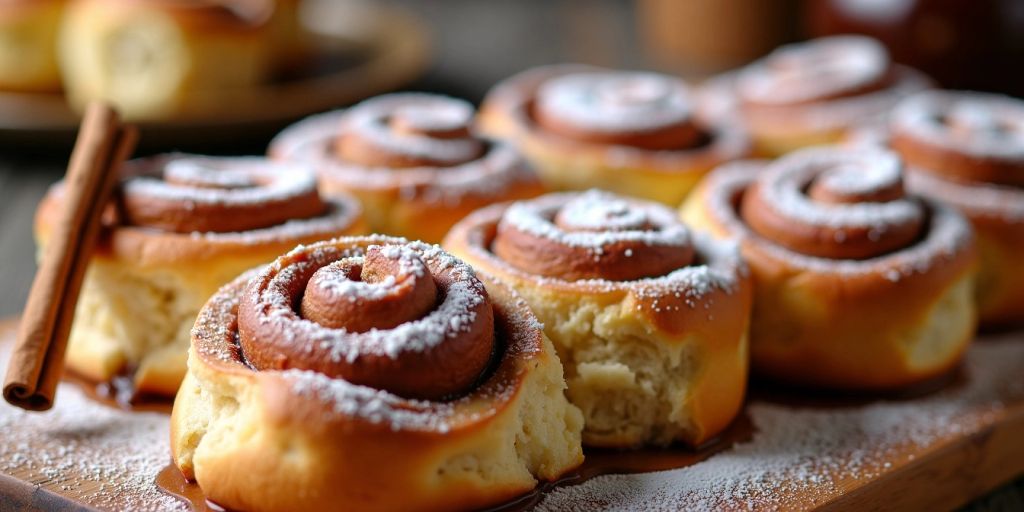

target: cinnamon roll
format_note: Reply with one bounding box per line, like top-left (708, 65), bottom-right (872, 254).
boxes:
top-left (58, 0), bottom-right (275, 120)
top-left (34, 154), bottom-right (366, 397)
top-left (698, 36), bottom-right (931, 157)
top-left (0, 0), bottom-right (64, 92)
top-left (444, 190), bottom-right (752, 448)
top-left (478, 64), bottom-right (749, 206)
top-left (269, 93), bottom-right (544, 243)
top-left (170, 237), bottom-right (584, 512)
top-left (682, 146), bottom-right (977, 390)
top-left (889, 91), bottom-right (1024, 327)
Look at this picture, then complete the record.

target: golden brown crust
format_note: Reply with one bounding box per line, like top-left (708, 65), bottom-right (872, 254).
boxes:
top-left (681, 148), bottom-right (978, 390)
top-left (478, 64), bottom-right (749, 206)
top-left (171, 236), bottom-right (584, 512)
top-left (269, 93), bottom-right (545, 243)
top-left (444, 192), bottom-right (752, 447)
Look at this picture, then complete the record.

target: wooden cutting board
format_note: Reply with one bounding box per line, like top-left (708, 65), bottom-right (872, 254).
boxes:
top-left (0, 317), bottom-right (1022, 511)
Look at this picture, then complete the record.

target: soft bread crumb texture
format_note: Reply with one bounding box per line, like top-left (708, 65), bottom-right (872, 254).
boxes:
top-left (67, 261), bottom-right (200, 395)
top-left (514, 288), bottom-right (742, 448)
top-left (65, 256), bottom-right (266, 395)
top-left (171, 335), bottom-right (584, 512)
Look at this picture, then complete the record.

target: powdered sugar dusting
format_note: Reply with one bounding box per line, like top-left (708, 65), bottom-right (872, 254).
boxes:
top-left (317, 271), bottom-right (397, 301)
top-left (342, 93), bottom-right (484, 165)
top-left (458, 194), bottom-right (745, 309)
top-left (501, 190), bottom-right (692, 252)
top-left (272, 110), bottom-right (539, 204)
top-left (123, 155), bottom-right (319, 207)
top-left (0, 341), bottom-right (184, 511)
top-left (535, 71), bottom-right (693, 133)
top-left (536, 332), bottom-right (1024, 510)
top-left (907, 168), bottom-right (1024, 222)
top-left (285, 369), bottom-right (456, 433)
top-left (737, 36), bottom-right (890, 106)
top-left (701, 61), bottom-right (928, 136)
top-left (892, 90), bottom-right (1024, 160)
top-left (484, 63), bottom-right (750, 170)
top-left (248, 240), bottom-right (488, 362)
top-left (760, 147), bottom-right (923, 230)
top-left (701, 159), bottom-right (974, 280)
top-left (184, 197), bottom-right (362, 245)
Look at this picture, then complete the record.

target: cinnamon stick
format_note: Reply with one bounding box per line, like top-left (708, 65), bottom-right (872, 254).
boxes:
top-left (3, 103), bottom-right (137, 411)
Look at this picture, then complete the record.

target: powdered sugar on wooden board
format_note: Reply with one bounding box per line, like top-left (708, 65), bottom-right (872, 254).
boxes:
top-left (0, 334), bottom-right (184, 511)
top-left (536, 333), bottom-right (1024, 511)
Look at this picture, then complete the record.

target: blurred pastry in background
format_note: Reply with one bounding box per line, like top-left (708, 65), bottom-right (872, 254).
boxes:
top-left (698, 35), bottom-right (931, 157)
top-left (58, 0), bottom-right (276, 120)
top-left (0, 0), bottom-right (65, 92)
top-left (880, 91), bottom-right (1024, 328)
top-left (34, 154), bottom-right (366, 397)
top-left (270, 92), bottom-right (544, 243)
top-left (479, 64), bottom-right (749, 207)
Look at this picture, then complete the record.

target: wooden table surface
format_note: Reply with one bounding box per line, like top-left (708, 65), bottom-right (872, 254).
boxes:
top-left (0, 1), bottom-right (1020, 509)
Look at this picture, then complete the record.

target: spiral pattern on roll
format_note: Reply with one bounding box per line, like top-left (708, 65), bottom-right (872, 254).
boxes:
top-left (736, 36), bottom-right (894, 108)
top-left (490, 190), bottom-right (699, 281)
top-left (891, 90), bottom-right (1024, 188)
top-left (532, 71), bottom-right (702, 150)
top-left (335, 94), bottom-right (487, 168)
top-left (740, 147), bottom-right (925, 260)
top-left (237, 238), bottom-right (495, 401)
top-left (120, 155), bottom-right (327, 233)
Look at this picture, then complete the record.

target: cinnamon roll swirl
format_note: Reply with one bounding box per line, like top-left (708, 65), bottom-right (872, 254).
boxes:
top-left (34, 154), bottom-right (367, 397)
top-left (682, 146), bottom-right (977, 390)
top-left (889, 91), bottom-right (1024, 327)
top-left (697, 36), bottom-right (931, 157)
top-left (170, 237), bottom-right (584, 512)
top-left (478, 64), bottom-right (749, 206)
top-left (270, 93), bottom-right (544, 243)
top-left (445, 190), bottom-right (752, 448)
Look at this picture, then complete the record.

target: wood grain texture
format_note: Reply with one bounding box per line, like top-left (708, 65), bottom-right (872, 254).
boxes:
top-left (824, 404), bottom-right (1024, 511)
